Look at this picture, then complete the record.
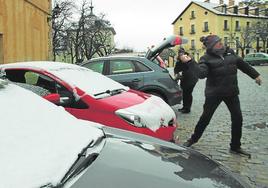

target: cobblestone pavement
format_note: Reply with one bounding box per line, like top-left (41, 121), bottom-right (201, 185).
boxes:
top-left (171, 66), bottom-right (268, 188)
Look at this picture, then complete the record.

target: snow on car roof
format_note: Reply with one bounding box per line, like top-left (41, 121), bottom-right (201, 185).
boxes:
top-left (0, 61), bottom-right (129, 98)
top-left (0, 61), bottom-right (86, 71)
top-left (0, 81), bottom-right (104, 188)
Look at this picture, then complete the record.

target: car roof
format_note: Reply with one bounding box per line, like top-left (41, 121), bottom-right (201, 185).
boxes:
top-left (0, 61), bottom-right (91, 71)
top-left (246, 52), bottom-right (268, 56)
top-left (0, 79), bottom-right (103, 188)
top-left (89, 55), bottom-right (148, 62)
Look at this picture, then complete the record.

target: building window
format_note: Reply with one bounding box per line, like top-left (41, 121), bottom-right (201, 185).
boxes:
top-left (190, 11), bottom-right (196, 19)
top-left (190, 25), bottom-right (195, 34)
top-left (203, 22), bottom-right (209, 32)
top-left (191, 40), bottom-right (195, 49)
top-left (235, 21), bottom-right (240, 31)
top-left (246, 22), bottom-right (250, 28)
top-left (224, 37), bottom-right (228, 46)
top-left (204, 11), bottom-right (208, 15)
top-left (224, 20), bottom-right (229, 31)
top-left (179, 27), bottom-right (183, 36)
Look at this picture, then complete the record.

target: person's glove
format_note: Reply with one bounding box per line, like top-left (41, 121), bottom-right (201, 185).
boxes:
top-left (255, 76), bottom-right (262, 86)
top-left (179, 54), bottom-right (192, 63)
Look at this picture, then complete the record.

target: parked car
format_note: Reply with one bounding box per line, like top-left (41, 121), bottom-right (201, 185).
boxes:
top-left (81, 35), bottom-right (185, 106)
top-left (0, 79), bottom-right (251, 188)
top-left (0, 61), bottom-right (177, 141)
top-left (244, 52), bottom-right (268, 66)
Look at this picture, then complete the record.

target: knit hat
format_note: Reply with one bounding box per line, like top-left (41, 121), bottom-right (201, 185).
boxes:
top-left (200, 35), bottom-right (221, 49)
top-left (178, 47), bottom-right (189, 56)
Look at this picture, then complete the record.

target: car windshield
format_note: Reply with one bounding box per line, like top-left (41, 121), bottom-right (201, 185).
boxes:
top-left (0, 81), bottom-right (104, 188)
top-left (50, 67), bottom-right (129, 99)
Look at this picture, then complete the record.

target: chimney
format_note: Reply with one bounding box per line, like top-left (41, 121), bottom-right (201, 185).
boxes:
top-left (204, 0), bottom-right (210, 3)
top-left (223, 4), bottom-right (227, 13)
top-left (255, 8), bottom-right (259, 16)
top-left (219, 0), bottom-right (224, 4)
top-left (234, 5), bottom-right (238, 14)
top-left (229, 0), bottom-right (235, 6)
top-left (245, 6), bottom-right (249, 15)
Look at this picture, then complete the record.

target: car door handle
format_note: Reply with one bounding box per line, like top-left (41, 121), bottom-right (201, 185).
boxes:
top-left (132, 78), bottom-right (141, 82)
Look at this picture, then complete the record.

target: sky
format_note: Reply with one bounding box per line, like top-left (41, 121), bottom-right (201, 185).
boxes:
top-left (87, 0), bottom-right (192, 52)
top-left (55, 0), bottom-right (242, 52)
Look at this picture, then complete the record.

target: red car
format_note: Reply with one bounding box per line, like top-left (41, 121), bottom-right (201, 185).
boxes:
top-left (1, 62), bottom-right (178, 141)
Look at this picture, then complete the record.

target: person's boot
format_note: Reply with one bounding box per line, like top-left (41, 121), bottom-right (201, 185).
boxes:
top-left (230, 147), bottom-right (251, 158)
top-left (180, 109), bottom-right (190, 113)
top-left (183, 138), bottom-right (195, 147)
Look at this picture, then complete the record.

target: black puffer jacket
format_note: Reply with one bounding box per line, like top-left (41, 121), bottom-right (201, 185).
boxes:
top-left (174, 59), bottom-right (198, 89)
top-left (198, 49), bottom-right (260, 97)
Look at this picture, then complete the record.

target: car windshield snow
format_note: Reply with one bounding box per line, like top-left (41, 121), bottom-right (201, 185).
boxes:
top-left (49, 67), bottom-right (129, 99)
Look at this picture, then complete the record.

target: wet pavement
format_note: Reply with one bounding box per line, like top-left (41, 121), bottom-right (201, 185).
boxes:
top-left (171, 66), bottom-right (268, 188)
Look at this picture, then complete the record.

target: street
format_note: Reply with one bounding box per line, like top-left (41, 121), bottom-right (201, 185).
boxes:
top-left (172, 66), bottom-right (268, 188)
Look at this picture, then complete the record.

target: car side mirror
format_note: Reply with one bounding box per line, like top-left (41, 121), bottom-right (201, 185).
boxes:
top-left (43, 93), bottom-right (60, 104)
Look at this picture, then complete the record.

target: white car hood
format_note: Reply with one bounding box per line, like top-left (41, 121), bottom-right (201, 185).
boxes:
top-left (0, 82), bottom-right (104, 188)
top-left (117, 96), bottom-right (176, 131)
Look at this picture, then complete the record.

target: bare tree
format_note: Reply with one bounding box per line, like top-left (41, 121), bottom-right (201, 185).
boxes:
top-left (64, 1), bottom-right (116, 63)
top-left (242, 0), bottom-right (266, 6)
top-left (251, 20), bottom-right (268, 52)
top-left (82, 13), bottom-right (116, 59)
top-left (234, 26), bottom-right (256, 58)
top-left (51, 0), bottom-right (74, 61)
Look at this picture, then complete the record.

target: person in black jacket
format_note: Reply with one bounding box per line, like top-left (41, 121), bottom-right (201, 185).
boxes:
top-left (181, 34), bottom-right (262, 157)
top-left (174, 48), bottom-right (198, 113)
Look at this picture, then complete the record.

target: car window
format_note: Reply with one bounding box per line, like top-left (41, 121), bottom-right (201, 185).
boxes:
top-left (109, 60), bottom-right (135, 74)
top-left (255, 54), bottom-right (262, 58)
top-left (83, 61), bottom-right (104, 73)
top-left (133, 61), bottom-right (151, 72)
top-left (5, 69), bottom-right (88, 109)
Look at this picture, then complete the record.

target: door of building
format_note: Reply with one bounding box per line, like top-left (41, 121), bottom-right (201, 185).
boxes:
top-left (0, 34), bottom-right (3, 64)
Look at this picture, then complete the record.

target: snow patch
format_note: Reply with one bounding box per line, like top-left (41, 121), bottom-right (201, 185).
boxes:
top-left (120, 96), bottom-right (176, 131)
top-left (0, 83), bottom-right (104, 188)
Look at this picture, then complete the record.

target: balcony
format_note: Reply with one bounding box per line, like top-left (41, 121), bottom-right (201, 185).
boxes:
top-left (190, 46), bottom-right (196, 50)
top-left (235, 27), bottom-right (241, 31)
top-left (223, 27), bottom-right (229, 31)
top-left (190, 15), bottom-right (196, 20)
top-left (203, 28), bottom-right (209, 32)
top-left (190, 30), bottom-right (196, 34)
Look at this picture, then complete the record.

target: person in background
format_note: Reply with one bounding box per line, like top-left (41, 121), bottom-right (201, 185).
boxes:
top-left (181, 34), bottom-right (262, 157)
top-left (174, 48), bottom-right (198, 113)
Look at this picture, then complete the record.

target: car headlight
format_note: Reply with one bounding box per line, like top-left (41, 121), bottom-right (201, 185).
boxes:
top-left (115, 110), bottom-right (145, 128)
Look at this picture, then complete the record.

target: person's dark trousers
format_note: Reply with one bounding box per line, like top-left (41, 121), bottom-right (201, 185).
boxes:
top-left (190, 95), bottom-right (242, 149)
top-left (181, 85), bottom-right (195, 111)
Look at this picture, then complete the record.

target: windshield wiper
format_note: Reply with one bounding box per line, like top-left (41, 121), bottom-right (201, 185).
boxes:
top-left (94, 88), bottom-right (126, 97)
top-left (46, 136), bottom-right (105, 188)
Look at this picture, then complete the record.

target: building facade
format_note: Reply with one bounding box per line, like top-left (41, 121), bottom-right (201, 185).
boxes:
top-left (172, 0), bottom-right (268, 60)
top-left (0, 0), bottom-right (52, 64)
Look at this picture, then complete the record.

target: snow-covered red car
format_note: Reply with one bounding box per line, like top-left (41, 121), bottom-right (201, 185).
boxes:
top-left (0, 61), bottom-right (177, 141)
